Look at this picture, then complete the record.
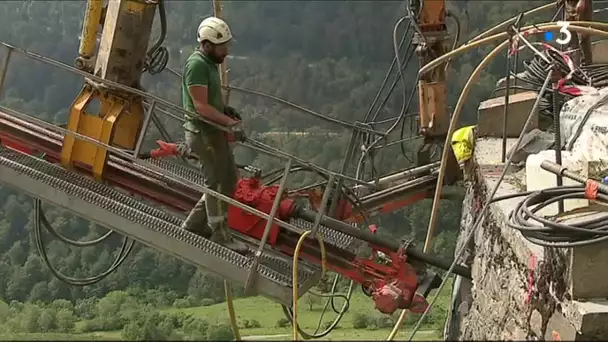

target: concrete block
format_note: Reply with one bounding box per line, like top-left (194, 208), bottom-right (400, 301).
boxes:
top-left (567, 40), bottom-right (608, 65)
top-left (494, 72), bottom-right (530, 97)
top-left (477, 92), bottom-right (539, 138)
top-left (562, 300), bottom-right (608, 340)
top-left (591, 40), bottom-right (608, 64)
top-left (568, 226), bottom-right (608, 299)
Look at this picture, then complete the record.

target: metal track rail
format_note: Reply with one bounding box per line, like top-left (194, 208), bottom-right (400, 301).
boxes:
top-left (146, 157), bottom-right (359, 251)
top-left (0, 148), bottom-right (320, 306)
top-left (0, 107), bottom-right (362, 291)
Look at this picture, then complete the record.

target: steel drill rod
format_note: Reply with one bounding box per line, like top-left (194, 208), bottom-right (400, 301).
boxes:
top-left (552, 82), bottom-right (564, 213)
top-left (295, 208), bottom-right (472, 279)
top-left (541, 160), bottom-right (608, 193)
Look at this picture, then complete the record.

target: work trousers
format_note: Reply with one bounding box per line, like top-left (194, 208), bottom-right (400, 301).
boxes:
top-left (181, 129), bottom-right (238, 236)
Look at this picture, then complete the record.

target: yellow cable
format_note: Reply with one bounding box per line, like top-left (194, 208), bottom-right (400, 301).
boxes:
top-left (466, 3), bottom-right (555, 44)
top-left (420, 22), bottom-right (608, 77)
top-left (292, 230), bottom-right (327, 341)
top-left (387, 23), bottom-right (608, 341)
top-left (225, 280), bottom-right (242, 341)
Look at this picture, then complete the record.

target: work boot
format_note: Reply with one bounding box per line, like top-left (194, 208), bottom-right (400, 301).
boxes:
top-left (182, 223), bottom-right (213, 239)
top-left (209, 225), bottom-right (249, 255)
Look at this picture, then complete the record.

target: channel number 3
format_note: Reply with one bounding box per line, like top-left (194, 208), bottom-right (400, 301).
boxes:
top-left (556, 21), bottom-right (572, 46)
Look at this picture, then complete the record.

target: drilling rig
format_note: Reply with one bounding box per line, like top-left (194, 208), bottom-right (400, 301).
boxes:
top-left (0, 0), bottom-right (467, 337)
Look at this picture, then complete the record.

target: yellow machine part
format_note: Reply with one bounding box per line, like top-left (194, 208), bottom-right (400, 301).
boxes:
top-left (78, 0), bottom-right (103, 60)
top-left (418, 81), bottom-right (448, 136)
top-left (60, 85), bottom-right (144, 180)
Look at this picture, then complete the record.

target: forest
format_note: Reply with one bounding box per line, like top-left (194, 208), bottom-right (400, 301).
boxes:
top-left (0, 0), bottom-right (579, 340)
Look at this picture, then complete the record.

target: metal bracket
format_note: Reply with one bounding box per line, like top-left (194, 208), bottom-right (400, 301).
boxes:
top-left (243, 158), bottom-right (293, 295)
top-left (134, 100), bottom-right (155, 157)
top-left (309, 173), bottom-right (336, 239)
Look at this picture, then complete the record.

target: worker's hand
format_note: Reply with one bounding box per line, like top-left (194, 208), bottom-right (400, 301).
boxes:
top-left (229, 121), bottom-right (247, 142)
top-left (224, 106), bottom-right (242, 121)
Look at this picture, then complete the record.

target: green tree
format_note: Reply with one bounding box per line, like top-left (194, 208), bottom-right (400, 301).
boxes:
top-left (55, 308), bottom-right (77, 333)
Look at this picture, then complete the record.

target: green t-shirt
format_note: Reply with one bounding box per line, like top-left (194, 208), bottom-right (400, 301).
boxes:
top-left (181, 50), bottom-right (223, 133)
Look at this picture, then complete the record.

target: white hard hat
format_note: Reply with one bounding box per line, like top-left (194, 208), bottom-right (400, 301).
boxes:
top-left (197, 16), bottom-right (233, 44)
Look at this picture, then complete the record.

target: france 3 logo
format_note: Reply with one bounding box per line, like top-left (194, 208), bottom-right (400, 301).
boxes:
top-left (544, 21), bottom-right (572, 46)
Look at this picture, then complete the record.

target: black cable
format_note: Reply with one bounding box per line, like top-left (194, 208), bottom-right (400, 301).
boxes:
top-left (32, 151), bottom-right (134, 286)
top-left (389, 14), bottom-right (415, 164)
top-left (362, 21), bottom-right (412, 124)
top-left (310, 281), bottom-right (353, 334)
top-left (281, 289), bottom-right (352, 339)
top-left (34, 198), bottom-right (135, 286)
top-left (262, 165), bottom-right (309, 185)
top-left (355, 13), bottom-right (418, 179)
top-left (147, 47), bottom-right (169, 75)
top-left (144, 0), bottom-right (169, 75)
top-left (38, 205), bottom-right (115, 247)
top-left (488, 186), bottom-right (608, 248)
top-left (506, 186), bottom-right (608, 248)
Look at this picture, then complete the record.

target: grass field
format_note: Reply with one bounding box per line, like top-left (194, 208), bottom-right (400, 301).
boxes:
top-left (161, 290), bottom-right (450, 340)
top-left (1, 279), bottom-right (452, 340)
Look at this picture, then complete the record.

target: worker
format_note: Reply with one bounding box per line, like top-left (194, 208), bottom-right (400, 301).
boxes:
top-left (451, 125), bottom-right (477, 181)
top-left (179, 16), bottom-right (248, 254)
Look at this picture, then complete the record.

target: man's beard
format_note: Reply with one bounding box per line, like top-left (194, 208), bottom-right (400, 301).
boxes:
top-left (206, 51), bottom-right (225, 64)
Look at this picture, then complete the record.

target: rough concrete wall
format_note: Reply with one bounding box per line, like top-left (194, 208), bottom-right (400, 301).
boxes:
top-left (451, 161), bottom-right (570, 341)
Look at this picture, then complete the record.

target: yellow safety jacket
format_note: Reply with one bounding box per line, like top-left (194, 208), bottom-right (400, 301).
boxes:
top-left (451, 125), bottom-right (476, 164)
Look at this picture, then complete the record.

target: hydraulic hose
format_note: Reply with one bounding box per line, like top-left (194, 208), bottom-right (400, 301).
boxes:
top-left (32, 152), bottom-right (134, 286)
top-left (507, 185), bottom-right (608, 248)
top-left (34, 198), bottom-right (134, 286)
top-left (145, 0), bottom-right (169, 75)
top-left (224, 280), bottom-right (241, 340)
top-left (281, 265), bottom-right (354, 339)
top-left (292, 230), bottom-right (327, 340)
top-left (362, 21), bottom-right (412, 125)
top-left (466, 3), bottom-right (555, 43)
top-left (444, 10), bottom-right (462, 78)
top-left (39, 207), bottom-right (115, 247)
top-left (357, 14), bottom-right (417, 160)
top-left (419, 22), bottom-right (608, 76)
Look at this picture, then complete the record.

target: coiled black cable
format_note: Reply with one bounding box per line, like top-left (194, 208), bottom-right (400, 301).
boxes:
top-left (34, 198), bottom-right (135, 286)
top-left (30, 153), bottom-right (135, 286)
top-left (147, 46), bottom-right (169, 75)
top-left (517, 47), bottom-right (608, 117)
top-left (144, 0), bottom-right (169, 75)
top-left (492, 185), bottom-right (608, 248)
